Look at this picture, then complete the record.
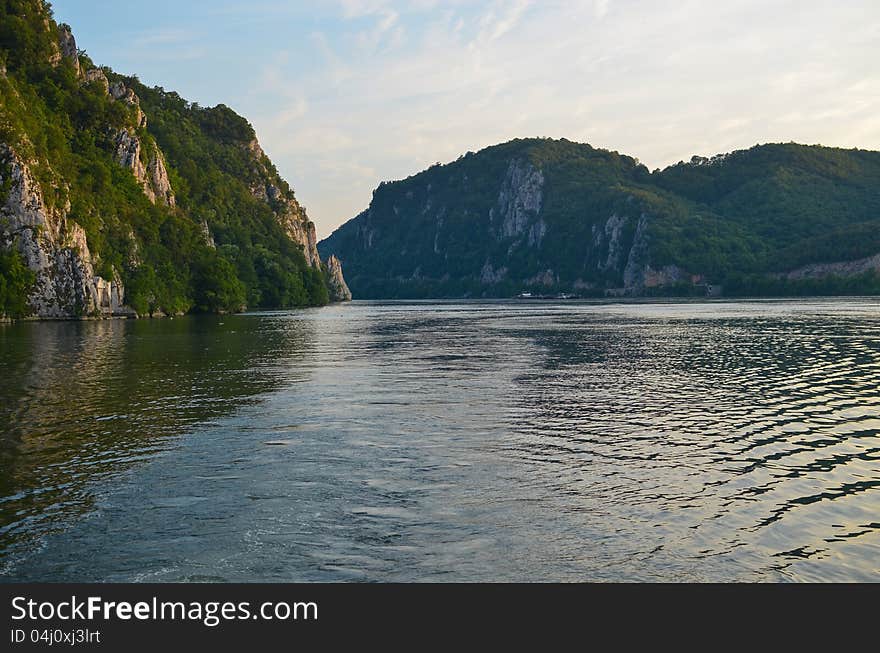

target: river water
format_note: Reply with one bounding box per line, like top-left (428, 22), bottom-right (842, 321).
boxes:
top-left (1, 299), bottom-right (878, 581)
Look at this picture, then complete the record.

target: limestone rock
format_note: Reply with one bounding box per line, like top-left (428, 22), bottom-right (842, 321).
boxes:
top-left (247, 138), bottom-right (265, 160)
top-left (495, 159), bottom-right (544, 240)
top-left (325, 255), bottom-right (352, 302)
top-left (92, 269), bottom-right (128, 315)
top-left (114, 129), bottom-right (147, 184)
top-left (147, 151), bottom-right (175, 207)
top-left (526, 269), bottom-right (558, 287)
top-left (56, 24), bottom-right (80, 76)
top-left (84, 68), bottom-right (109, 94)
top-left (267, 184), bottom-right (283, 204)
top-left (0, 145), bottom-right (133, 317)
top-left (593, 214), bottom-right (628, 272)
top-left (277, 206), bottom-right (320, 267)
top-left (109, 81), bottom-right (147, 129)
top-left (622, 215), bottom-right (650, 289)
top-left (113, 129), bottom-right (175, 206)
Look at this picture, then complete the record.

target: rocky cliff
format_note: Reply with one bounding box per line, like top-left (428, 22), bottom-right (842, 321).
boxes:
top-left (54, 23), bottom-right (79, 74)
top-left (1, 144), bottom-right (129, 317)
top-left (325, 254), bottom-right (352, 302)
top-left (0, 1), bottom-right (348, 318)
top-left (245, 137), bottom-right (320, 269)
top-left (112, 126), bottom-right (175, 208)
top-left (320, 138), bottom-right (880, 298)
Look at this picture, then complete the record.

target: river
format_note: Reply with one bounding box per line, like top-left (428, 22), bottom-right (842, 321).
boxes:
top-left (1, 299), bottom-right (878, 581)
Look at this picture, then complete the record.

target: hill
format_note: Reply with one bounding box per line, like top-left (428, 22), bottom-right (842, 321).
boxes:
top-left (319, 138), bottom-right (880, 298)
top-left (0, 0), bottom-right (349, 318)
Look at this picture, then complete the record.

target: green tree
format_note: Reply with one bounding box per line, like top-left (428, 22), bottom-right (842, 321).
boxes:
top-left (192, 253), bottom-right (246, 313)
top-left (0, 247), bottom-right (36, 318)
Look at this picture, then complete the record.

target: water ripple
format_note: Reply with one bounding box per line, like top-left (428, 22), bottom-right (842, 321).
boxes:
top-left (2, 299), bottom-right (879, 581)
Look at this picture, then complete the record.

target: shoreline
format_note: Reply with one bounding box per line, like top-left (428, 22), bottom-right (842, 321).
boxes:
top-left (3, 294), bottom-right (878, 323)
top-left (0, 300), bottom-right (354, 323)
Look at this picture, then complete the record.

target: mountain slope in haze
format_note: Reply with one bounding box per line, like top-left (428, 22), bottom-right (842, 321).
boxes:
top-left (319, 138), bottom-right (880, 298)
top-left (0, 0), bottom-right (349, 318)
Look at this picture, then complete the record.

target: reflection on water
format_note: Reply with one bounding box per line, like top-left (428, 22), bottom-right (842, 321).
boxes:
top-left (0, 315), bottom-right (314, 567)
top-left (1, 300), bottom-right (879, 581)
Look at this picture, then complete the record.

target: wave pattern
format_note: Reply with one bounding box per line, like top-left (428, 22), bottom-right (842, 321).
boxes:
top-left (491, 303), bottom-right (880, 580)
top-left (2, 300), bottom-right (878, 581)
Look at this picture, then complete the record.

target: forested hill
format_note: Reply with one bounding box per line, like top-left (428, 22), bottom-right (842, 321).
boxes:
top-left (319, 138), bottom-right (880, 298)
top-left (0, 0), bottom-right (350, 319)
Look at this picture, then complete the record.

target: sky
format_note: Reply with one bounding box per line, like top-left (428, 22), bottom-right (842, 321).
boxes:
top-left (52, 0), bottom-right (880, 239)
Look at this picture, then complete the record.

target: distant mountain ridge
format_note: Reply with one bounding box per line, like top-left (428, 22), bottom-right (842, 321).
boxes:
top-left (0, 0), bottom-right (349, 319)
top-left (319, 138), bottom-right (880, 298)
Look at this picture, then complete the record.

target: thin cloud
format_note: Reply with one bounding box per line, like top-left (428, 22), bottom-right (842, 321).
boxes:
top-left (476, 0), bottom-right (532, 43)
top-left (272, 98), bottom-right (309, 128)
top-left (355, 8), bottom-right (403, 51)
top-left (131, 27), bottom-right (197, 47)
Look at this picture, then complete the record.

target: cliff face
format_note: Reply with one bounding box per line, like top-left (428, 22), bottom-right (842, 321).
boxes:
top-left (245, 138), bottom-right (321, 269)
top-left (320, 138), bottom-right (880, 298)
top-left (0, 16), bottom-right (171, 316)
top-left (0, 145), bottom-right (129, 317)
top-left (493, 159), bottom-right (544, 242)
top-left (325, 254), bottom-right (352, 302)
top-left (104, 78), bottom-right (177, 208)
top-left (55, 24), bottom-right (80, 75)
top-left (0, 2), bottom-right (348, 317)
top-left (112, 125), bottom-right (175, 207)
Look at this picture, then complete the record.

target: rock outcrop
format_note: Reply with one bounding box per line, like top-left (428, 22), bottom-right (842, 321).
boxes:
top-left (0, 145), bottom-right (131, 317)
top-left (494, 158), bottom-right (544, 240)
top-left (84, 68), bottom-right (109, 93)
top-left (276, 202), bottom-right (320, 268)
top-left (100, 76), bottom-right (176, 207)
top-left (325, 255), bottom-right (352, 302)
top-left (592, 214), bottom-right (628, 272)
top-left (480, 261), bottom-right (508, 285)
top-left (146, 149), bottom-right (175, 206)
top-left (113, 127), bottom-right (175, 207)
top-left (113, 128), bottom-right (142, 174)
top-left (621, 215), bottom-right (651, 290)
top-left (55, 24), bottom-right (80, 76)
top-left (109, 80), bottom-right (147, 129)
top-left (244, 137), bottom-right (334, 273)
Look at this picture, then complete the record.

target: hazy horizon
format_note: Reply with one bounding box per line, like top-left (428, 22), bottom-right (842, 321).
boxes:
top-left (52, 0), bottom-right (880, 239)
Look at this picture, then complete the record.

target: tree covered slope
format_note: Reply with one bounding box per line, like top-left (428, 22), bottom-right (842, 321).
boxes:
top-left (0, 0), bottom-right (348, 318)
top-left (319, 138), bottom-right (880, 298)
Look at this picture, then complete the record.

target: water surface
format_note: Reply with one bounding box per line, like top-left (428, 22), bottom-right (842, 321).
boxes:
top-left (1, 299), bottom-right (879, 581)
